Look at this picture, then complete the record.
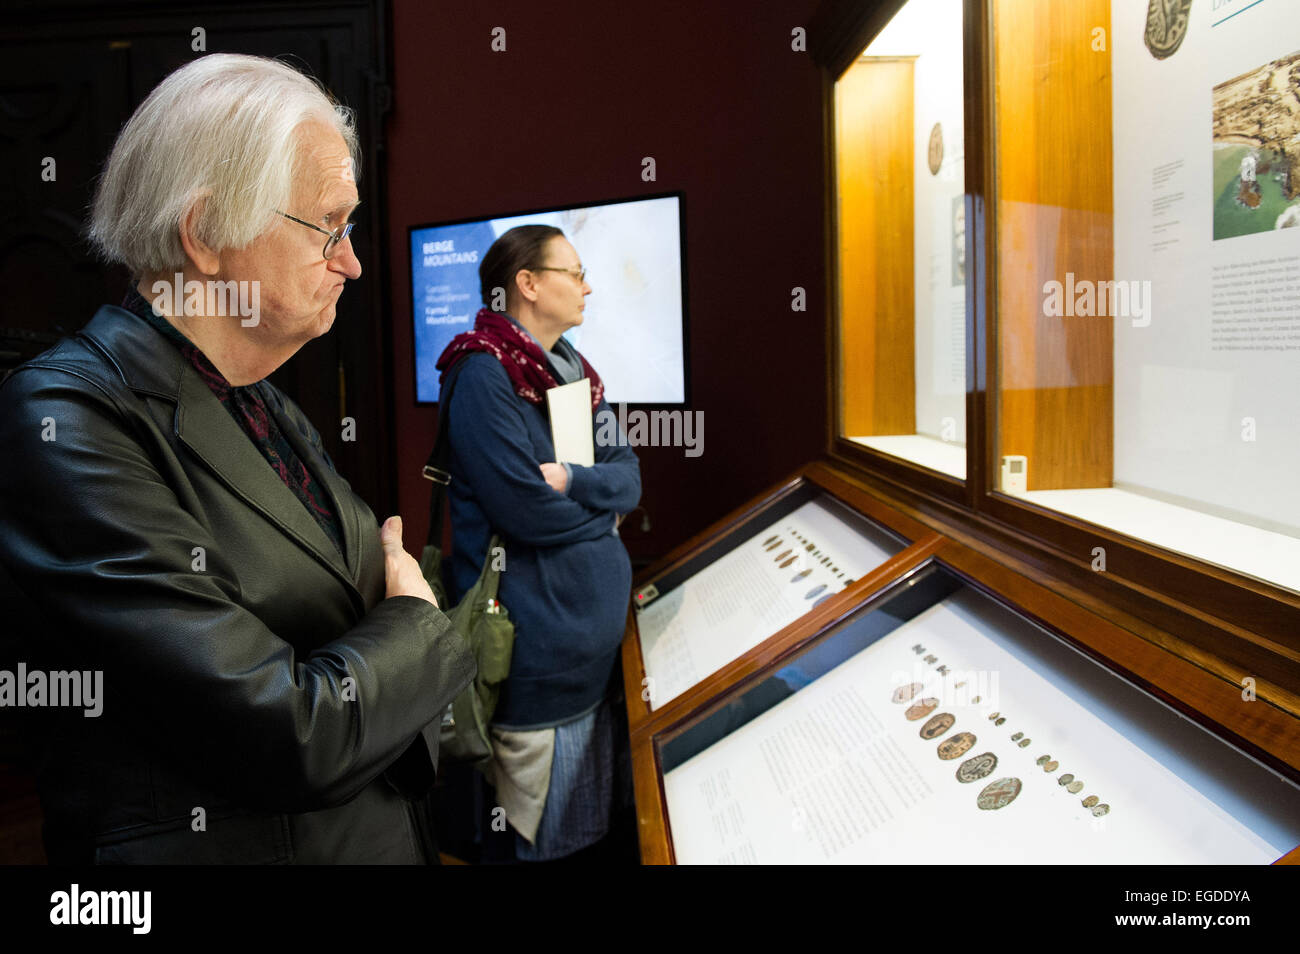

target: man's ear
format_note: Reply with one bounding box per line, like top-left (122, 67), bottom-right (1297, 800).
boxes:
top-left (178, 195), bottom-right (220, 276)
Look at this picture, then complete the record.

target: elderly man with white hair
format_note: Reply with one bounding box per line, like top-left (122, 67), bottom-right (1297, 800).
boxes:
top-left (0, 54), bottom-right (473, 863)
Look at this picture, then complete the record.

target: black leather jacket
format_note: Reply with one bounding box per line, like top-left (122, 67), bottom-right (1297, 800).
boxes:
top-left (0, 305), bottom-right (474, 863)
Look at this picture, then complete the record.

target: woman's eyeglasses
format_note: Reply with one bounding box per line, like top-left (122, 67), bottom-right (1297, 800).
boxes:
top-left (531, 265), bottom-right (587, 283)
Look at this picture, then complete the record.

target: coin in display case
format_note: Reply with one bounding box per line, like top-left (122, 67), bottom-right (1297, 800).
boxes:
top-left (904, 697), bottom-right (939, 721)
top-left (1144, 0), bottom-right (1192, 60)
top-left (927, 122), bottom-right (944, 174)
top-left (976, 777), bottom-right (1023, 811)
top-left (919, 712), bottom-right (956, 740)
top-left (937, 731), bottom-right (977, 760)
top-left (956, 752), bottom-right (998, 783)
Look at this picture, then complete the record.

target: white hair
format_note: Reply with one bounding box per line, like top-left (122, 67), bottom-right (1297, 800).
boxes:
top-left (89, 53), bottom-right (358, 276)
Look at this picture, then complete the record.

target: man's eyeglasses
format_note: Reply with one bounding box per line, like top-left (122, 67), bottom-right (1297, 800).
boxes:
top-left (276, 210), bottom-right (356, 260)
top-left (531, 265), bottom-right (587, 283)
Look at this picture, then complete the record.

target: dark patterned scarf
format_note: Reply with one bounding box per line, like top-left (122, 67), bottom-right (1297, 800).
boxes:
top-left (435, 308), bottom-right (604, 409)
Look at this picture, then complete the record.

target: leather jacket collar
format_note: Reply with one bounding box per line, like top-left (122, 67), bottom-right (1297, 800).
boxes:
top-left (77, 305), bottom-right (364, 607)
top-left (82, 303), bottom-right (193, 399)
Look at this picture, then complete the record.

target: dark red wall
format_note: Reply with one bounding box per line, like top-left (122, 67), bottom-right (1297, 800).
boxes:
top-left (386, 0), bottom-right (828, 562)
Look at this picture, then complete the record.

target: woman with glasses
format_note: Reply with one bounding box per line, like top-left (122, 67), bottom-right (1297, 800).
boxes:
top-left (0, 54), bottom-right (472, 863)
top-left (435, 225), bottom-right (641, 862)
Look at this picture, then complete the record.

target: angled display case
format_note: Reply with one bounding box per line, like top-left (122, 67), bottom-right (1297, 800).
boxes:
top-left (621, 464), bottom-right (939, 734)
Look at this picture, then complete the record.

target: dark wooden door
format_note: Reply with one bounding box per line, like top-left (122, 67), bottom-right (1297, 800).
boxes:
top-left (0, 0), bottom-right (397, 515)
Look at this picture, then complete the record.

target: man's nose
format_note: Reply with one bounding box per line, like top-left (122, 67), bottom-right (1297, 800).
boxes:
top-left (330, 235), bottom-right (362, 280)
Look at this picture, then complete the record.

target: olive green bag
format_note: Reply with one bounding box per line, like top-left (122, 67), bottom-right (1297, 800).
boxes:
top-left (420, 360), bottom-right (515, 769)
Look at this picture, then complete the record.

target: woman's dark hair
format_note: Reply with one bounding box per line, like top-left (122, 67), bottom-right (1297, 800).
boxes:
top-left (479, 224), bottom-right (565, 309)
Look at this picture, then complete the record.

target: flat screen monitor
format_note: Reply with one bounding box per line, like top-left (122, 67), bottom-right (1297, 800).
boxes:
top-left (409, 192), bottom-right (688, 405)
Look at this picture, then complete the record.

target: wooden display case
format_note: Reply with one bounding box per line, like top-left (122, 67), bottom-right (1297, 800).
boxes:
top-left (622, 462), bottom-right (1300, 864)
top-left (623, 464), bottom-right (940, 737)
top-left (620, 0), bottom-right (1300, 865)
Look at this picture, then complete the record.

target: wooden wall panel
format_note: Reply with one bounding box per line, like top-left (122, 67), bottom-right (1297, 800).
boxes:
top-left (836, 57), bottom-right (915, 436)
top-left (993, 0), bottom-right (1113, 489)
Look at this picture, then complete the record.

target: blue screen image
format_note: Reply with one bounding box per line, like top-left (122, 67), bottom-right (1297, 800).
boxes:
top-left (410, 195), bottom-right (686, 404)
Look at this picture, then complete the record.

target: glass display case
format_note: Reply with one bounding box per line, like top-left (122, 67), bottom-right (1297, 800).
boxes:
top-left (623, 467), bottom-right (1300, 864)
top-left (835, 0), bottom-right (968, 480)
top-left (622, 466), bottom-right (935, 733)
top-left (824, 0), bottom-right (1300, 708)
top-left (634, 489), bottom-right (905, 711)
top-left (621, 0), bottom-right (1300, 866)
top-left (989, 0), bottom-right (1300, 594)
top-left (833, 0), bottom-right (1300, 592)
top-left (647, 556), bottom-right (1300, 864)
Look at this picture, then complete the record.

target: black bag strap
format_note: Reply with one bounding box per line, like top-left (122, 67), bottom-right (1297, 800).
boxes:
top-left (423, 357), bottom-right (471, 548)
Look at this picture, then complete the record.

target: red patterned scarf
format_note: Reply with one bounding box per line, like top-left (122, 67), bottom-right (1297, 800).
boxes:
top-left (435, 308), bottom-right (604, 409)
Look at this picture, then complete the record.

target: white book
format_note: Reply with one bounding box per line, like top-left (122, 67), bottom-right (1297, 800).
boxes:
top-left (547, 378), bottom-right (594, 467)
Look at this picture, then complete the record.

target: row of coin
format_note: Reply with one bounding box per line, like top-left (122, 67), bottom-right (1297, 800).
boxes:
top-left (893, 683), bottom-right (1022, 811)
top-left (987, 711), bottom-right (1111, 817)
top-left (894, 682), bottom-right (1111, 816)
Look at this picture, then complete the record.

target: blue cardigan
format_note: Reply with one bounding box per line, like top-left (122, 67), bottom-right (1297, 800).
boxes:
top-left (444, 352), bottom-right (641, 728)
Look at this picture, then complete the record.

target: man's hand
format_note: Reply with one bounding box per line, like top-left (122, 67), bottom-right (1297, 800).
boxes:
top-left (539, 462), bottom-right (568, 494)
top-left (380, 516), bottom-right (438, 607)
